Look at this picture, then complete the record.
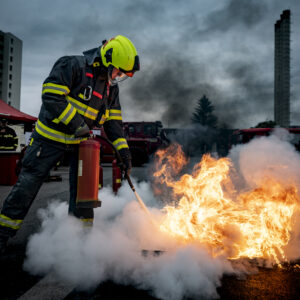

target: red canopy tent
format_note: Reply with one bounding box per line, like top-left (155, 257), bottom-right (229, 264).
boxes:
top-left (0, 99), bottom-right (37, 185)
top-left (0, 99), bottom-right (37, 123)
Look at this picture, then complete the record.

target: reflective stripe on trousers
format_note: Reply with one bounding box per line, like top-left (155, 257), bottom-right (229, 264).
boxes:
top-left (0, 214), bottom-right (23, 230)
top-left (112, 138), bottom-right (129, 151)
top-left (0, 136), bottom-right (94, 237)
top-left (0, 138), bottom-right (65, 236)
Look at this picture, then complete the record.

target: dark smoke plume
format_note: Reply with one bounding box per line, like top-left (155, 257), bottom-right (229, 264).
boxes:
top-left (127, 0), bottom-right (273, 128)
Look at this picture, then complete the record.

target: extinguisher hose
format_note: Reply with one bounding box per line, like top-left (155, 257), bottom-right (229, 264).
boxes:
top-left (96, 135), bottom-right (156, 223)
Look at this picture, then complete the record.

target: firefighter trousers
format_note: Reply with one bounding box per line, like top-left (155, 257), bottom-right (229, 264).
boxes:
top-left (0, 135), bottom-right (93, 240)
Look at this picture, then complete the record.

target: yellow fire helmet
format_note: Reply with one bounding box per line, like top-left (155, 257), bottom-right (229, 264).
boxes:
top-left (100, 35), bottom-right (140, 77)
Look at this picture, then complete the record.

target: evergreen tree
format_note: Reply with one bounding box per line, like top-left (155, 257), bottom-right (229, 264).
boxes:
top-left (255, 120), bottom-right (277, 128)
top-left (191, 95), bottom-right (218, 128)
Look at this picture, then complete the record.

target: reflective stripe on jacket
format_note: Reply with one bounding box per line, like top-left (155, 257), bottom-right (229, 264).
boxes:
top-left (0, 126), bottom-right (18, 150)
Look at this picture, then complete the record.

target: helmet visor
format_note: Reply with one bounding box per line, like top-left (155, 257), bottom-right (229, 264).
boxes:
top-left (119, 55), bottom-right (140, 77)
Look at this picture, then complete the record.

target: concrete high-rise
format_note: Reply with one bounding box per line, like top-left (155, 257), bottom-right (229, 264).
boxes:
top-left (274, 10), bottom-right (291, 127)
top-left (0, 31), bottom-right (22, 110)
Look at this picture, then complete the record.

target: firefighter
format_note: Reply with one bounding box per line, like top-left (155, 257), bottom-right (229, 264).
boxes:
top-left (0, 119), bottom-right (18, 151)
top-left (0, 35), bottom-right (140, 253)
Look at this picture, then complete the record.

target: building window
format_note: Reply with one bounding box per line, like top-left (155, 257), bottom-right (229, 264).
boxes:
top-left (8, 92), bottom-right (11, 98)
top-left (9, 74), bottom-right (12, 80)
top-left (8, 101), bottom-right (11, 105)
top-left (9, 65), bottom-right (12, 71)
top-left (10, 56), bottom-right (13, 62)
top-left (0, 54), bottom-right (3, 60)
top-left (11, 38), bottom-right (13, 44)
top-left (9, 83), bottom-right (12, 89)
top-left (10, 47), bottom-right (13, 54)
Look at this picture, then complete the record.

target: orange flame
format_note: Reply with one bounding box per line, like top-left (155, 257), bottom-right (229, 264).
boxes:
top-left (154, 144), bottom-right (300, 264)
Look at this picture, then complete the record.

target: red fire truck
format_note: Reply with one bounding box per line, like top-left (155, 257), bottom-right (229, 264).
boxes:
top-left (232, 128), bottom-right (300, 151)
top-left (93, 121), bottom-right (169, 166)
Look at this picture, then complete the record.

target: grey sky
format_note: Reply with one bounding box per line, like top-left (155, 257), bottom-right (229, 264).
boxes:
top-left (0, 0), bottom-right (299, 128)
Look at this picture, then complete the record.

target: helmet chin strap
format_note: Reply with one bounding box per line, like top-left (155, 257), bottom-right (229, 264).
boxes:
top-left (109, 78), bottom-right (117, 86)
top-left (107, 65), bottom-right (128, 86)
top-left (108, 68), bottom-right (117, 86)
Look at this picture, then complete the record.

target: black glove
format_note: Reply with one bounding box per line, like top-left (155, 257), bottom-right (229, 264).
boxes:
top-left (74, 122), bottom-right (90, 138)
top-left (118, 148), bottom-right (132, 177)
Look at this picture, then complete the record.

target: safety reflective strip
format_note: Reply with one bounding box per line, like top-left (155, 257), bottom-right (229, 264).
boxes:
top-left (107, 109), bottom-right (122, 121)
top-left (80, 218), bottom-right (93, 227)
top-left (99, 115), bottom-right (106, 125)
top-left (42, 83), bottom-right (70, 95)
top-left (93, 62), bottom-right (100, 67)
top-left (4, 134), bottom-right (14, 138)
top-left (98, 110), bottom-right (110, 125)
top-left (112, 138), bottom-right (129, 150)
top-left (14, 137), bottom-right (18, 139)
top-left (29, 138), bottom-right (34, 146)
top-left (66, 96), bottom-right (87, 115)
top-left (84, 106), bottom-right (98, 121)
top-left (0, 146), bottom-right (15, 149)
top-left (56, 103), bottom-right (77, 125)
top-left (116, 179), bottom-right (121, 183)
top-left (0, 214), bottom-right (23, 230)
top-left (78, 93), bottom-right (85, 100)
top-left (92, 91), bottom-right (103, 100)
top-left (36, 119), bottom-right (85, 144)
top-left (67, 95), bottom-right (98, 121)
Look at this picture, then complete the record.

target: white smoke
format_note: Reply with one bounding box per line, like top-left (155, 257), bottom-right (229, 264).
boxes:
top-left (228, 128), bottom-right (300, 261)
top-left (24, 181), bottom-right (234, 300)
top-left (229, 128), bottom-right (300, 189)
top-left (24, 130), bottom-right (300, 299)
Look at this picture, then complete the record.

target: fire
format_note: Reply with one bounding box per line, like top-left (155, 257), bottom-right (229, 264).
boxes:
top-left (154, 144), bottom-right (300, 264)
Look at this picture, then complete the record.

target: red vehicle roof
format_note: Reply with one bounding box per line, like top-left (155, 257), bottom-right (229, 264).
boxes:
top-left (0, 99), bottom-right (37, 123)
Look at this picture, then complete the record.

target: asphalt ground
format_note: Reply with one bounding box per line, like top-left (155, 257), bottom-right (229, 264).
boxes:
top-left (0, 165), bottom-right (300, 299)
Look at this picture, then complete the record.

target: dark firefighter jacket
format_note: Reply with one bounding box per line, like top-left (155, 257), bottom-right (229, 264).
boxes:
top-left (0, 126), bottom-right (18, 151)
top-left (35, 47), bottom-right (129, 153)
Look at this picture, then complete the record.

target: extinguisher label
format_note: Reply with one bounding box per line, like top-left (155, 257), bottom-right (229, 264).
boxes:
top-left (78, 160), bottom-right (83, 176)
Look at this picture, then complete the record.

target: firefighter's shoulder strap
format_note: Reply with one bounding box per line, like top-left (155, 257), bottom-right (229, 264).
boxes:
top-left (73, 56), bottom-right (93, 89)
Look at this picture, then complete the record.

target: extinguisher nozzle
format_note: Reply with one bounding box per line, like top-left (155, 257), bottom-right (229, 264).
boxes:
top-left (125, 174), bottom-right (135, 192)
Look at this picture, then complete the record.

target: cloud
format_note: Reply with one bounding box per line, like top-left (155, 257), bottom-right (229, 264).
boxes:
top-left (1, 0), bottom-right (300, 127)
top-left (203, 0), bottom-right (267, 33)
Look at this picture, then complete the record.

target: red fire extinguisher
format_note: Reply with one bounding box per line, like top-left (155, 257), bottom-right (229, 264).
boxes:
top-left (112, 159), bottom-right (122, 194)
top-left (76, 140), bottom-right (101, 208)
top-left (99, 164), bottom-right (103, 190)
